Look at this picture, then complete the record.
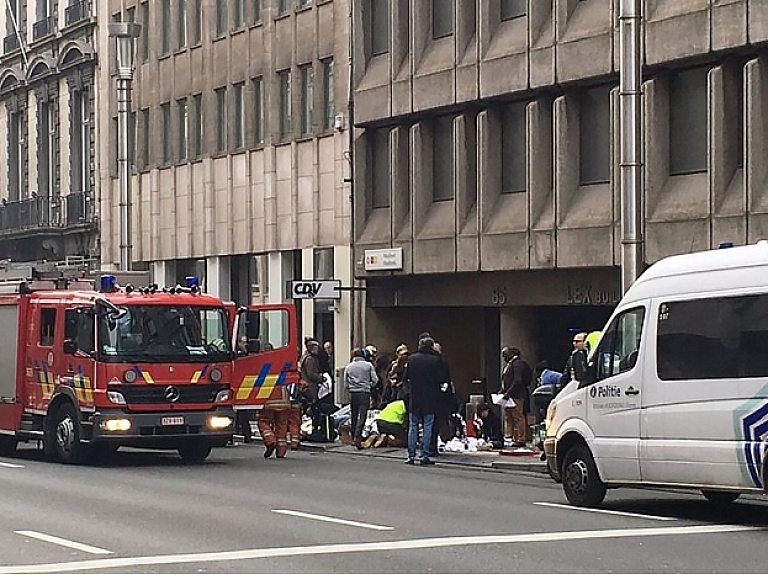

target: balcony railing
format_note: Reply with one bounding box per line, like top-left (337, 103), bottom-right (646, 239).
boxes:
top-left (3, 33), bottom-right (20, 54)
top-left (65, 1), bottom-right (89, 27)
top-left (32, 16), bottom-right (54, 40)
top-left (0, 192), bottom-right (94, 235)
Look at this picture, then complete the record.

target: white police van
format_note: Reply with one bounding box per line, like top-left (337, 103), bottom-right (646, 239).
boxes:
top-left (544, 242), bottom-right (768, 506)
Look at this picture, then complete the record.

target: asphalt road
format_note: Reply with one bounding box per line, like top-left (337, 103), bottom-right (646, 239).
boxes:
top-left (1, 442), bottom-right (767, 573)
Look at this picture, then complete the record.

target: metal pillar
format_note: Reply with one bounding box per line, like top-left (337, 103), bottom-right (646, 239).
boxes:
top-left (109, 22), bottom-right (141, 272)
top-left (619, 0), bottom-right (644, 293)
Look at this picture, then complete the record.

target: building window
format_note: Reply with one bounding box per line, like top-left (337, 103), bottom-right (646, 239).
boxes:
top-left (139, 1), bottom-right (149, 60)
top-left (215, 87), bottom-right (227, 152)
top-left (234, 83), bottom-right (245, 148)
top-left (300, 64), bottom-right (314, 135)
top-left (369, 0), bottom-right (389, 56)
top-left (160, 0), bottom-right (171, 55)
top-left (177, 0), bottom-right (187, 49)
top-left (253, 0), bottom-right (261, 24)
top-left (191, 0), bottom-right (202, 44)
top-left (215, 0), bottom-right (227, 37)
top-left (279, 70), bottom-right (292, 139)
top-left (38, 98), bottom-right (57, 198)
top-left (433, 116), bottom-right (454, 201)
top-left (432, 0), bottom-right (454, 39)
top-left (253, 76), bottom-right (264, 144)
top-left (71, 86), bottom-right (90, 194)
top-left (140, 107), bottom-right (150, 168)
top-left (501, 0), bottom-right (526, 20)
top-left (322, 58), bottom-right (335, 131)
top-left (34, 0), bottom-right (53, 39)
top-left (278, 0), bottom-right (290, 15)
top-left (579, 86), bottom-right (611, 185)
top-left (8, 106), bottom-right (26, 202)
top-left (669, 67), bottom-right (709, 176)
top-left (192, 94), bottom-right (203, 157)
top-left (161, 102), bottom-right (171, 164)
top-left (177, 98), bottom-right (189, 161)
top-left (501, 103), bottom-right (526, 193)
top-left (234, 0), bottom-right (245, 29)
top-left (369, 128), bottom-right (390, 208)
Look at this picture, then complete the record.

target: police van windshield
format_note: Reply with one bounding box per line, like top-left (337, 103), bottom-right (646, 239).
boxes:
top-left (98, 305), bottom-right (232, 363)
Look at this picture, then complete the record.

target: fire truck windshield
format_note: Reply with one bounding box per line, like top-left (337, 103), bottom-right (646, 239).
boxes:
top-left (98, 305), bottom-right (232, 363)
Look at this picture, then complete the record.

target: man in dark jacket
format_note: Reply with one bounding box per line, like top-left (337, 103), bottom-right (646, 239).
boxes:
top-left (559, 332), bottom-right (589, 388)
top-left (498, 346), bottom-right (533, 447)
top-left (403, 337), bottom-right (449, 465)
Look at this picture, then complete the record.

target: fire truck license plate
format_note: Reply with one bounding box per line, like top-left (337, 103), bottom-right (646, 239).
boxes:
top-left (161, 416), bottom-right (185, 426)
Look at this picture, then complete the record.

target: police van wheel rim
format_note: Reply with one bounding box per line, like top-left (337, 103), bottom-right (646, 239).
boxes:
top-left (564, 459), bottom-right (589, 495)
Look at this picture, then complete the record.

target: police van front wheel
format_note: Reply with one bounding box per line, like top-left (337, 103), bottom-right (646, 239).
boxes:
top-left (562, 444), bottom-right (607, 507)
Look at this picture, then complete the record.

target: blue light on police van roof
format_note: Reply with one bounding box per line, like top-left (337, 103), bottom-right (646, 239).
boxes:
top-left (185, 275), bottom-right (200, 288)
top-left (100, 275), bottom-right (117, 293)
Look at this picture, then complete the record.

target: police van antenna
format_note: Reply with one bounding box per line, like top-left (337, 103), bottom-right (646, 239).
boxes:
top-left (4, 0), bottom-right (29, 69)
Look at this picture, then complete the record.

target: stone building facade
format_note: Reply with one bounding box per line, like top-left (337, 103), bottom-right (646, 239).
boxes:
top-left (0, 0), bottom-right (99, 264)
top-left (352, 0), bottom-right (767, 398)
top-left (100, 0), bottom-right (354, 377)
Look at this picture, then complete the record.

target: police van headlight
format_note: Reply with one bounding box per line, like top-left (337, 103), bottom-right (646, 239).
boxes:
top-left (107, 391), bottom-right (127, 405)
top-left (214, 389), bottom-right (231, 404)
top-left (208, 415), bottom-right (233, 430)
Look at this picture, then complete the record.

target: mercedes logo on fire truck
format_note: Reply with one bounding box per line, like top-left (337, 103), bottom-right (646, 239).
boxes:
top-left (164, 386), bottom-right (180, 403)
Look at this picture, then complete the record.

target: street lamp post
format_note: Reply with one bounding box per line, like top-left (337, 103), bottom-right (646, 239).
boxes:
top-left (619, 0), bottom-right (644, 294)
top-left (109, 22), bottom-right (141, 272)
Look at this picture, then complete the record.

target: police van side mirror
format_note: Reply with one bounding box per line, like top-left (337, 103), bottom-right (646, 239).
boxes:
top-left (63, 340), bottom-right (77, 355)
top-left (580, 362), bottom-right (598, 387)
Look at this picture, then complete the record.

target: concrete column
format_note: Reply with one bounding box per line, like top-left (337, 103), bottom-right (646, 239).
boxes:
top-left (499, 308), bottom-right (540, 369)
top-left (334, 244), bottom-right (352, 404)
top-left (300, 248), bottom-right (315, 340)
top-left (206, 256), bottom-right (231, 300)
top-left (267, 251), bottom-right (292, 304)
top-left (151, 260), bottom-right (173, 287)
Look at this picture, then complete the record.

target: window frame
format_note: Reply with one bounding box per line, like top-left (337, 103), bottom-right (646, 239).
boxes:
top-left (593, 306), bottom-right (646, 383)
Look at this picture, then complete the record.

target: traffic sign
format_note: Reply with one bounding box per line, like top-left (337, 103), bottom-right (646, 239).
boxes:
top-left (290, 280), bottom-right (341, 300)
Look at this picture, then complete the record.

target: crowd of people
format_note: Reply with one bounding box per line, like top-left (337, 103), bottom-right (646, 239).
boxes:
top-left (255, 327), bottom-right (597, 462)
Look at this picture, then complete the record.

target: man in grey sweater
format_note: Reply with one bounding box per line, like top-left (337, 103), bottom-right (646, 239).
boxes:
top-left (344, 348), bottom-right (379, 449)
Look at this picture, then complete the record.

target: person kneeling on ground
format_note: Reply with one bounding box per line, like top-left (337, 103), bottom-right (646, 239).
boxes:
top-left (366, 399), bottom-right (408, 448)
top-left (475, 402), bottom-right (503, 449)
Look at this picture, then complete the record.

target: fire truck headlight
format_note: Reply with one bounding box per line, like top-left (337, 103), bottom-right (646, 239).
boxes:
top-left (107, 391), bottom-right (127, 405)
top-left (208, 415), bottom-right (233, 430)
top-left (100, 418), bottom-right (131, 432)
top-left (214, 389), bottom-right (231, 404)
top-left (123, 370), bottom-right (137, 384)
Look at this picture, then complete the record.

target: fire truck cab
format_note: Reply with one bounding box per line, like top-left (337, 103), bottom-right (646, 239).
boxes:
top-left (0, 266), bottom-right (235, 464)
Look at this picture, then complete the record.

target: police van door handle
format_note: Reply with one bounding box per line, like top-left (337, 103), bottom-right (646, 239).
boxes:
top-left (625, 387), bottom-right (640, 396)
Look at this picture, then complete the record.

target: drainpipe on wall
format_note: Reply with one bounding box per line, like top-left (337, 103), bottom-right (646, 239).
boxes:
top-left (619, 0), bottom-right (644, 294)
top-left (347, 0), bottom-right (358, 349)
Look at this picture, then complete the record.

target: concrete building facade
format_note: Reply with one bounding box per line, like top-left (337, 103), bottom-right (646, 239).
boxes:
top-left (99, 0), bottom-right (354, 378)
top-left (352, 0), bottom-right (767, 400)
top-left (0, 0), bottom-right (99, 264)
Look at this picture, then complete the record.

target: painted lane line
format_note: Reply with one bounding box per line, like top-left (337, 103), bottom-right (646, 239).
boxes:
top-left (272, 509), bottom-right (394, 531)
top-left (533, 501), bottom-right (677, 521)
top-left (0, 524), bottom-right (758, 574)
top-left (0, 461), bottom-right (24, 468)
top-left (14, 531), bottom-right (113, 555)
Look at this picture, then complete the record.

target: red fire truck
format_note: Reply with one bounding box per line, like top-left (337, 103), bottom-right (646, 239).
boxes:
top-left (0, 262), bottom-right (301, 464)
top-left (0, 267), bottom-right (236, 464)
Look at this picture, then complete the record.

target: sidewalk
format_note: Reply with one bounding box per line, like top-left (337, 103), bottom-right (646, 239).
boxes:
top-left (236, 434), bottom-right (548, 475)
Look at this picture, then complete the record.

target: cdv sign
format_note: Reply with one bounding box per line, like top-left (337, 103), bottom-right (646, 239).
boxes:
top-left (290, 280), bottom-right (341, 300)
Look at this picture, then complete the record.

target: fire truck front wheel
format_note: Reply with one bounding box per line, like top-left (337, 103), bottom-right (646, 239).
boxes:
top-left (177, 442), bottom-right (212, 463)
top-left (46, 402), bottom-right (88, 464)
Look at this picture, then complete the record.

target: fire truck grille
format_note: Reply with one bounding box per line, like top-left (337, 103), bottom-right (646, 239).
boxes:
top-left (109, 384), bottom-right (226, 405)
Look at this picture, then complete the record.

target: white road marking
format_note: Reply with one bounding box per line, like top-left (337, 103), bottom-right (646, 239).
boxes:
top-left (14, 531), bottom-right (113, 555)
top-left (0, 461), bottom-right (24, 468)
top-left (0, 524), bottom-right (758, 574)
top-left (533, 501), bottom-right (677, 522)
top-left (272, 509), bottom-right (394, 531)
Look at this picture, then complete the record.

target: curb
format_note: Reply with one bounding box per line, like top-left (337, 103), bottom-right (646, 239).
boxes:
top-left (234, 435), bottom-right (549, 475)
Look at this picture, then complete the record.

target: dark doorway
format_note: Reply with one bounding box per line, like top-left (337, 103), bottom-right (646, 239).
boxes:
top-left (536, 306), bottom-right (613, 373)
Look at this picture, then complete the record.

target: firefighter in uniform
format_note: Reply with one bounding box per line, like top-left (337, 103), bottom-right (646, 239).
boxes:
top-left (258, 395), bottom-right (291, 458)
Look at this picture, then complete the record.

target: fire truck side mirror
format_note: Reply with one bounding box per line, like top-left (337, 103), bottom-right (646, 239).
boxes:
top-left (63, 340), bottom-right (77, 355)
